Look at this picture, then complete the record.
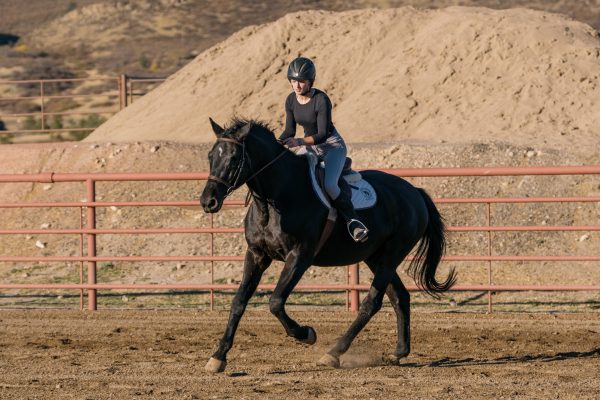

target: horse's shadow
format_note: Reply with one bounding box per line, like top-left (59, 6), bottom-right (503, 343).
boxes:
top-left (403, 347), bottom-right (600, 368)
top-left (261, 348), bottom-right (600, 375)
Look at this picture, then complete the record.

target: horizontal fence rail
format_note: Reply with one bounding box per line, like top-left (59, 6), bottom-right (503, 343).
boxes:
top-left (0, 165), bottom-right (598, 312)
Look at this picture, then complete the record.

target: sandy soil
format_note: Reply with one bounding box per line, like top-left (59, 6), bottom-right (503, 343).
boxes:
top-left (0, 310), bottom-right (599, 399)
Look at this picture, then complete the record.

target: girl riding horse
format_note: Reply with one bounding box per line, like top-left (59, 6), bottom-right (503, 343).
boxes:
top-left (279, 57), bottom-right (369, 243)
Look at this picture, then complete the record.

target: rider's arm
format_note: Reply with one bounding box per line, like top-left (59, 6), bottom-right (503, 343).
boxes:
top-left (279, 95), bottom-right (296, 140)
top-left (312, 94), bottom-right (331, 145)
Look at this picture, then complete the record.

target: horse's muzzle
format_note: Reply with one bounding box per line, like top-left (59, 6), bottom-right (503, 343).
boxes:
top-left (201, 196), bottom-right (221, 213)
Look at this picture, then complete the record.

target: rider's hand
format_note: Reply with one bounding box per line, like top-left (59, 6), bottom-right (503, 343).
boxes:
top-left (282, 137), bottom-right (304, 148)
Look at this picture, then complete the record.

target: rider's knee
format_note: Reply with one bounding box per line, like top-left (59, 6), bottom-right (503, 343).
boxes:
top-left (324, 181), bottom-right (340, 200)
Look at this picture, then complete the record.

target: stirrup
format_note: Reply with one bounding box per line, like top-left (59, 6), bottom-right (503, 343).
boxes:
top-left (347, 219), bottom-right (369, 243)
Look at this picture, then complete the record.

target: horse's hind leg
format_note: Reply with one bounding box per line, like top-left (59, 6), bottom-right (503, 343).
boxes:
top-left (205, 248), bottom-right (271, 373)
top-left (365, 260), bottom-right (410, 361)
top-left (386, 273), bottom-right (411, 360)
top-left (318, 265), bottom-right (394, 368)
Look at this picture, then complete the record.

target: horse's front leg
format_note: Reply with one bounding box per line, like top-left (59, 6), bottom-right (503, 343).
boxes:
top-left (269, 250), bottom-right (316, 345)
top-left (205, 248), bottom-right (271, 373)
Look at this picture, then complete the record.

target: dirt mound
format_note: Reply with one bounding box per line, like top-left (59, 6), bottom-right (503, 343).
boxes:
top-left (86, 7), bottom-right (600, 156)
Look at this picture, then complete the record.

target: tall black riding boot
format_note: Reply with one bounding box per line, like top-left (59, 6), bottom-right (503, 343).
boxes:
top-left (331, 191), bottom-right (369, 243)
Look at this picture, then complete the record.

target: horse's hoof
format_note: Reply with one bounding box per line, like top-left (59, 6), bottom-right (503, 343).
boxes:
top-left (384, 349), bottom-right (409, 365)
top-left (317, 353), bottom-right (340, 368)
top-left (299, 326), bottom-right (317, 345)
top-left (205, 357), bottom-right (227, 373)
top-left (383, 354), bottom-right (401, 365)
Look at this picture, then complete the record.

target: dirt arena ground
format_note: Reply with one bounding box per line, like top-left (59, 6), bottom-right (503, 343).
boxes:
top-left (0, 309), bottom-right (598, 399)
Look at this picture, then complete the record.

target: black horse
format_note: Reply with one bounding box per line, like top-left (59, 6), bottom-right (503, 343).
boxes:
top-left (200, 118), bottom-right (456, 372)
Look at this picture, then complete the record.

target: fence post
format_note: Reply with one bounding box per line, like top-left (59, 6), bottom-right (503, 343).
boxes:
top-left (119, 74), bottom-right (128, 110)
top-left (349, 263), bottom-right (360, 312)
top-left (79, 207), bottom-right (84, 310)
top-left (487, 202), bottom-right (493, 313)
top-left (86, 179), bottom-right (97, 310)
top-left (39, 80), bottom-right (45, 131)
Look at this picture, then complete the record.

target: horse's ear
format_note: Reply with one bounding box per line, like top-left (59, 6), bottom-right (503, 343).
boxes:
top-left (209, 117), bottom-right (224, 136)
top-left (236, 123), bottom-right (252, 140)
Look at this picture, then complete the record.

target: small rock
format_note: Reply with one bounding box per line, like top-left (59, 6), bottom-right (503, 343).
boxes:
top-left (507, 151), bottom-right (514, 157)
top-left (176, 263), bottom-right (186, 270)
top-left (40, 223), bottom-right (51, 229)
top-left (110, 206), bottom-right (118, 212)
top-left (526, 150), bottom-right (535, 158)
top-left (449, 299), bottom-right (457, 307)
top-left (150, 145), bottom-right (160, 153)
top-left (122, 295), bottom-right (129, 302)
top-left (90, 144), bottom-right (99, 149)
top-left (35, 240), bottom-right (46, 249)
top-left (24, 235), bottom-right (32, 240)
top-left (578, 234), bottom-right (590, 242)
top-left (57, 295), bottom-right (63, 300)
top-left (43, 184), bottom-right (52, 191)
top-left (55, 384), bottom-right (62, 389)
top-left (21, 272), bottom-right (29, 278)
top-left (227, 278), bottom-right (235, 284)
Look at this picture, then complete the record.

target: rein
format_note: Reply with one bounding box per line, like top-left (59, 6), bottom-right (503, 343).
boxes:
top-left (208, 136), bottom-right (288, 199)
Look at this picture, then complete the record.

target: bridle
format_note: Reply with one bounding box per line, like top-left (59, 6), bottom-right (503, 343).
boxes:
top-left (207, 136), bottom-right (287, 198)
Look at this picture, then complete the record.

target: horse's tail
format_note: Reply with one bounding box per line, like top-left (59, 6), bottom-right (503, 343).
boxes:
top-left (407, 188), bottom-right (457, 298)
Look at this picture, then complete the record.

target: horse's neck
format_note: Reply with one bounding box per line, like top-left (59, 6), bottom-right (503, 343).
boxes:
top-left (246, 142), bottom-right (311, 205)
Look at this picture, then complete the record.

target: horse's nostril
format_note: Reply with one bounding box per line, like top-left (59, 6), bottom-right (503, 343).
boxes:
top-left (208, 198), bottom-right (218, 210)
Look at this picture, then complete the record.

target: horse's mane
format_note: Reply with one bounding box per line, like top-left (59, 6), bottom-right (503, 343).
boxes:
top-left (225, 117), bottom-right (275, 139)
top-left (224, 117), bottom-right (302, 160)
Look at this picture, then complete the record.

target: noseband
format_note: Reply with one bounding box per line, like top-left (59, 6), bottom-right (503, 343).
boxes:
top-left (207, 136), bottom-right (287, 197)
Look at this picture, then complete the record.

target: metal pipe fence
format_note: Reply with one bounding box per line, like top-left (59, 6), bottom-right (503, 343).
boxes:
top-left (0, 166), bottom-right (598, 312)
top-left (0, 75), bottom-right (166, 139)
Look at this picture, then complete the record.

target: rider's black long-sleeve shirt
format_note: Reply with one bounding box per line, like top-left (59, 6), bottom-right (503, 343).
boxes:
top-left (279, 89), bottom-right (336, 145)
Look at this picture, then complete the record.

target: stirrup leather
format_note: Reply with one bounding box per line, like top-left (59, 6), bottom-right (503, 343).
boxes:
top-left (346, 219), bottom-right (369, 243)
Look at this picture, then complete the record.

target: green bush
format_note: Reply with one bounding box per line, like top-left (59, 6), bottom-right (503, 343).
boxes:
top-left (0, 134), bottom-right (13, 144)
top-left (50, 115), bottom-right (63, 130)
top-left (139, 54), bottom-right (151, 70)
top-left (68, 114), bottom-right (106, 141)
top-left (22, 116), bottom-right (42, 130)
top-left (19, 114), bottom-right (105, 140)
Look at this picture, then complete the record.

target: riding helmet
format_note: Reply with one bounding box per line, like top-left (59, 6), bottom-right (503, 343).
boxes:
top-left (287, 57), bottom-right (316, 82)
